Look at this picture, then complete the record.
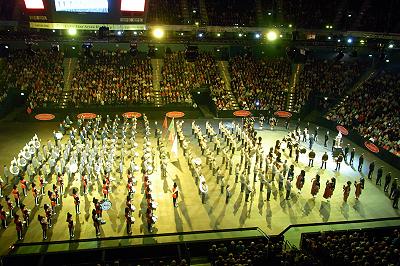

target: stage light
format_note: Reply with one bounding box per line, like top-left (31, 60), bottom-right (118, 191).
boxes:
top-left (180, 33), bottom-right (184, 36)
top-left (217, 33), bottom-right (221, 37)
top-left (266, 31), bottom-right (278, 41)
top-left (348, 14), bottom-right (352, 17)
top-left (133, 31), bottom-right (137, 35)
top-left (72, 46), bottom-right (75, 50)
top-left (195, 22), bottom-right (199, 26)
top-left (325, 25), bottom-right (329, 29)
top-left (337, 39), bottom-right (341, 43)
top-left (328, 36), bottom-right (332, 40)
top-left (255, 33), bottom-right (260, 39)
top-left (68, 28), bottom-right (77, 36)
top-left (20, 92), bottom-right (25, 96)
top-left (368, 54), bottom-right (373, 57)
top-left (360, 39), bottom-right (365, 44)
top-left (267, 12), bottom-right (272, 16)
top-left (388, 44), bottom-right (394, 49)
top-left (386, 59), bottom-right (390, 63)
top-left (289, 24), bottom-right (292, 28)
top-left (52, 30), bottom-right (55, 33)
top-left (152, 28), bottom-right (164, 39)
top-left (238, 33), bottom-right (243, 37)
top-left (198, 33), bottom-right (203, 38)
top-left (279, 34), bottom-right (283, 38)
top-left (5, 45), bottom-right (8, 49)
top-left (117, 31), bottom-right (122, 36)
top-left (347, 38), bottom-right (353, 44)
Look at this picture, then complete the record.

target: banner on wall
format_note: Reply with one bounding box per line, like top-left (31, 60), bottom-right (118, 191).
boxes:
top-left (29, 22), bottom-right (146, 31)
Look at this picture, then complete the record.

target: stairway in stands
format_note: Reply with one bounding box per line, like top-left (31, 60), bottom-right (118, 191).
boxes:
top-left (179, 0), bottom-right (190, 23)
top-left (352, 0), bottom-right (371, 29)
top-left (333, 0), bottom-right (347, 28)
top-left (198, 0), bottom-right (209, 24)
top-left (286, 63), bottom-right (302, 112)
top-left (218, 61), bottom-right (240, 110)
top-left (151, 59), bottom-right (163, 107)
top-left (254, 0), bottom-right (263, 24)
top-left (58, 58), bottom-right (77, 109)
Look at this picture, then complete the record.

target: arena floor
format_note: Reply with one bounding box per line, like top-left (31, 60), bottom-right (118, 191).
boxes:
top-left (0, 116), bottom-right (399, 256)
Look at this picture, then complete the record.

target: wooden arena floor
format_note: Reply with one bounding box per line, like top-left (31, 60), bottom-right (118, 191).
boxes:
top-left (0, 116), bottom-right (399, 256)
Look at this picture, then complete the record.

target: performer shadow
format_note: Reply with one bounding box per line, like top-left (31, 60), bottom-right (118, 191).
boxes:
top-left (319, 201), bottom-right (331, 222)
top-left (303, 198), bottom-right (316, 216)
top-left (173, 208), bottom-right (184, 240)
top-left (215, 204), bottom-right (227, 228)
top-left (266, 202), bottom-right (272, 229)
top-left (239, 204), bottom-right (248, 227)
top-left (258, 192), bottom-right (264, 215)
top-left (233, 193), bottom-right (243, 215)
top-left (353, 200), bottom-right (366, 218)
top-left (340, 202), bottom-right (349, 220)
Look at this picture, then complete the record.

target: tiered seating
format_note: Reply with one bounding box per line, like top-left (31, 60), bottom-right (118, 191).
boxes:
top-left (2, 49), bottom-right (64, 109)
top-left (205, 0), bottom-right (257, 26)
top-left (326, 69), bottom-right (400, 155)
top-left (69, 50), bottom-right (153, 106)
top-left (293, 59), bottom-right (365, 112)
top-left (160, 52), bottom-right (235, 109)
top-left (302, 228), bottom-right (400, 265)
top-left (147, 0), bottom-right (183, 24)
top-left (358, 0), bottom-right (400, 33)
top-left (229, 56), bottom-right (291, 110)
top-left (282, 0), bottom-right (337, 29)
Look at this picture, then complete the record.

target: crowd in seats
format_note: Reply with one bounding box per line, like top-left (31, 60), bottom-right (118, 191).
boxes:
top-left (69, 50), bottom-right (153, 106)
top-left (326, 69), bottom-right (400, 155)
top-left (160, 51), bottom-right (235, 109)
top-left (187, 0), bottom-right (202, 23)
top-left (293, 58), bottom-right (365, 112)
top-left (302, 228), bottom-right (400, 265)
top-left (205, 0), bottom-right (257, 26)
top-left (2, 49), bottom-right (64, 109)
top-left (209, 238), bottom-right (318, 265)
top-left (282, 0), bottom-right (336, 29)
top-left (147, 0), bottom-right (183, 25)
top-left (335, 0), bottom-right (364, 30)
top-left (229, 55), bottom-right (290, 111)
top-left (358, 0), bottom-right (400, 33)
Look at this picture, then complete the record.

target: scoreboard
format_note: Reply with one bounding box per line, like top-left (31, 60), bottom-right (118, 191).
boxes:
top-left (24, 0), bottom-right (146, 27)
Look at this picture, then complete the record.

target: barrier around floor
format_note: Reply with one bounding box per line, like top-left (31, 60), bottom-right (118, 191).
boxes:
top-left (1, 227), bottom-right (268, 266)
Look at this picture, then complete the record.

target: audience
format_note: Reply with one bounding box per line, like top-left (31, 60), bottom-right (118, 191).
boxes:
top-left (69, 50), bottom-right (154, 106)
top-left (209, 238), bottom-right (318, 266)
top-left (293, 58), bottom-right (365, 112)
top-left (160, 51), bottom-right (236, 109)
top-left (302, 228), bottom-right (400, 266)
top-left (3, 49), bottom-right (64, 109)
top-left (147, 0), bottom-right (184, 25)
top-left (205, 0), bottom-right (257, 26)
top-left (229, 55), bottom-right (290, 111)
top-left (326, 69), bottom-right (400, 156)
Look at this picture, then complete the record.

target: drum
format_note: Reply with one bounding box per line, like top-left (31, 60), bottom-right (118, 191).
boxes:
top-left (100, 199), bottom-right (112, 211)
top-left (69, 163), bottom-right (78, 173)
top-left (55, 132), bottom-right (63, 140)
top-left (10, 164), bottom-right (19, 175)
top-left (132, 165), bottom-right (140, 172)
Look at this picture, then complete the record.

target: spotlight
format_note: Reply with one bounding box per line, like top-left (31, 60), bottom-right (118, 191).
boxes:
top-left (117, 31), bottom-right (122, 36)
top-left (347, 38), bottom-right (353, 44)
top-left (327, 36), bottom-right (332, 40)
top-left (20, 92), bottom-right (25, 96)
top-left (198, 33), bottom-right (203, 38)
top-left (152, 28), bottom-right (164, 39)
top-left (388, 44), bottom-right (394, 49)
top-left (72, 46), bottom-right (75, 50)
top-left (386, 59), bottom-right (390, 63)
top-left (337, 39), bottom-right (341, 43)
top-left (238, 33), bottom-right (243, 37)
top-left (255, 33), bottom-right (260, 39)
top-left (68, 28), bottom-right (77, 36)
top-left (217, 33), bottom-right (221, 37)
top-left (368, 54), bottom-right (373, 57)
top-left (266, 31), bottom-right (278, 41)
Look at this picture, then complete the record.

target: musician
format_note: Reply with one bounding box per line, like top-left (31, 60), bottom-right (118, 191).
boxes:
top-left (3, 165), bottom-right (9, 184)
top-left (31, 182), bottom-right (39, 206)
top-left (19, 176), bottom-right (28, 197)
top-left (199, 181), bottom-right (208, 204)
top-left (245, 180), bottom-right (253, 202)
top-left (0, 177), bottom-right (3, 198)
top-left (120, 206), bottom-right (133, 235)
top-left (20, 203), bottom-right (30, 227)
top-left (66, 212), bottom-right (74, 238)
top-left (12, 185), bottom-right (20, 207)
top-left (0, 205), bottom-right (7, 228)
top-left (14, 214), bottom-right (23, 241)
top-left (72, 188), bottom-right (80, 214)
top-left (171, 182), bottom-right (179, 207)
top-left (38, 214), bottom-right (48, 240)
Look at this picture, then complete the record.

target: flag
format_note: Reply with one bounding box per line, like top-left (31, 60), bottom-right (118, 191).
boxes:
top-left (171, 133), bottom-right (178, 159)
top-left (162, 115), bottom-right (168, 137)
top-left (168, 118), bottom-right (175, 143)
